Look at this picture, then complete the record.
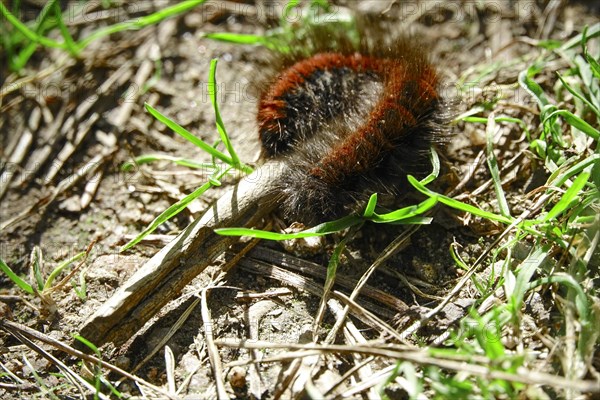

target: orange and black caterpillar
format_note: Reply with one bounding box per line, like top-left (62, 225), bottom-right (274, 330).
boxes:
top-left (256, 19), bottom-right (450, 225)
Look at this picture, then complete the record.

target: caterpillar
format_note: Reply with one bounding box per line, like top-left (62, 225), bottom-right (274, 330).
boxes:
top-left (255, 19), bottom-right (450, 225)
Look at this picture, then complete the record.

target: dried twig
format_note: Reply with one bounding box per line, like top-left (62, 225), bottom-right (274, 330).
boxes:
top-left (216, 339), bottom-right (600, 393)
top-left (0, 319), bottom-right (175, 399)
top-left (79, 162), bottom-right (285, 346)
top-left (200, 286), bottom-right (229, 399)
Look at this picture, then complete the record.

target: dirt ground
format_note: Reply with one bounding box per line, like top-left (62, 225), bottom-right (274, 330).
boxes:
top-left (1, 1), bottom-right (599, 399)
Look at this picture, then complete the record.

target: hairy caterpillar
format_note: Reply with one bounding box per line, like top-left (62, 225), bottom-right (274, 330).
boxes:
top-left (256, 19), bottom-right (450, 225)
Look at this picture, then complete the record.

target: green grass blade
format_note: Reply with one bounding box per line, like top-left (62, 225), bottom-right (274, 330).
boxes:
top-left (556, 73), bottom-right (600, 118)
top-left (508, 245), bottom-right (548, 312)
top-left (99, 376), bottom-right (124, 398)
top-left (369, 197), bottom-right (438, 223)
top-left (0, 2), bottom-right (64, 49)
top-left (543, 110), bottom-right (600, 141)
top-left (322, 235), bottom-right (347, 307)
top-left (13, 42), bottom-right (39, 72)
top-left (22, 355), bottom-right (60, 400)
top-left (121, 168), bottom-right (229, 251)
top-left (382, 216), bottom-right (434, 225)
top-left (363, 193), bottom-right (378, 217)
top-left (586, 52), bottom-right (600, 80)
top-left (31, 247), bottom-right (44, 291)
top-left (201, 32), bottom-right (269, 46)
top-left (543, 171), bottom-right (591, 222)
top-left (52, 2), bottom-right (79, 57)
top-left (420, 147), bottom-right (440, 186)
top-left (560, 22), bottom-right (600, 50)
top-left (581, 25), bottom-right (600, 80)
top-left (518, 66), bottom-right (550, 109)
top-left (486, 114), bottom-right (511, 218)
top-left (12, 0), bottom-right (58, 71)
top-left (71, 269), bottom-right (87, 301)
top-left (528, 273), bottom-right (588, 320)
top-left (72, 335), bottom-right (102, 359)
top-left (208, 59), bottom-right (242, 169)
top-left (461, 116), bottom-right (531, 142)
top-left (43, 251), bottom-right (86, 291)
top-left (0, 258), bottom-right (34, 294)
top-left (407, 175), bottom-right (513, 225)
top-left (215, 215), bottom-right (362, 240)
top-left (121, 154), bottom-right (217, 171)
top-left (76, 0), bottom-right (208, 51)
top-left (548, 154), bottom-right (600, 188)
top-left (144, 103), bottom-right (236, 166)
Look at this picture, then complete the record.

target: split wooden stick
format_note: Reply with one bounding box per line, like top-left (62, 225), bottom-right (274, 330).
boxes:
top-left (79, 161), bottom-right (286, 346)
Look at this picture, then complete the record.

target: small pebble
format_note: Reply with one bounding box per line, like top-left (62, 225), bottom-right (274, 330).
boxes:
top-left (228, 366), bottom-right (247, 389)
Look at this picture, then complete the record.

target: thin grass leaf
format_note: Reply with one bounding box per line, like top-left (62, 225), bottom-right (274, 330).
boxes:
top-left (518, 66), bottom-right (550, 109)
top-left (536, 39), bottom-right (563, 50)
top-left (13, 41), bottom-right (39, 72)
top-left (543, 110), bottom-right (600, 141)
top-left (461, 116), bottom-right (531, 139)
top-left (407, 175), bottom-right (513, 225)
top-left (560, 22), bottom-right (600, 50)
top-left (71, 270), bottom-right (87, 301)
top-left (215, 215), bottom-right (362, 240)
top-left (31, 246), bottom-right (44, 291)
top-left (76, 0), bottom-right (208, 51)
top-left (548, 154), bottom-right (600, 188)
top-left (282, 0), bottom-right (301, 22)
top-left (43, 251), bottom-right (86, 291)
top-left (208, 59), bottom-right (244, 169)
top-left (508, 245), bottom-right (548, 312)
top-left (206, 31), bottom-right (286, 51)
top-left (363, 193), bottom-right (378, 217)
top-left (12, 0), bottom-right (58, 71)
top-left (121, 168), bottom-right (229, 251)
top-left (474, 311), bottom-right (506, 361)
top-left (72, 335), bottom-right (102, 358)
top-left (486, 113), bottom-right (511, 218)
top-left (383, 216), bottom-right (433, 225)
top-left (73, 334), bottom-right (106, 396)
top-left (540, 105), bottom-right (570, 153)
top-left (0, 258), bottom-right (34, 294)
top-left (586, 52), bottom-right (600, 80)
top-left (453, 106), bottom-right (486, 122)
top-left (578, 27), bottom-right (600, 91)
top-left (99, 376), bottom-right (124, 399)
top-left (201, 32), bottom-right (270, 46)
top-left (543, 171), bottom-right (591, 222)
top-left (557, 73), bottom-right (600, 118)
top-left (449, 243), bottom-right (470, 271)
top-left (314, 233), bottom-right (351, 333)
top-left (310, 0), bottom-right (332, 11)
top-left (144, 103), bottom-right (240, 167)
top-left (0, 3), bottom-right (64, 49)
top-left (23, 355), bottom-right (60, 400)
top-left (121, 154), bottom-right (216, 171)
top-left (420, 147), bottom-right (441, 185)
top-left (325, 238), bottom-right (346, 285)
top-left (52, 2), bottom-right (78, 57)
top-left (370, 197), bottom-right (438, 223)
